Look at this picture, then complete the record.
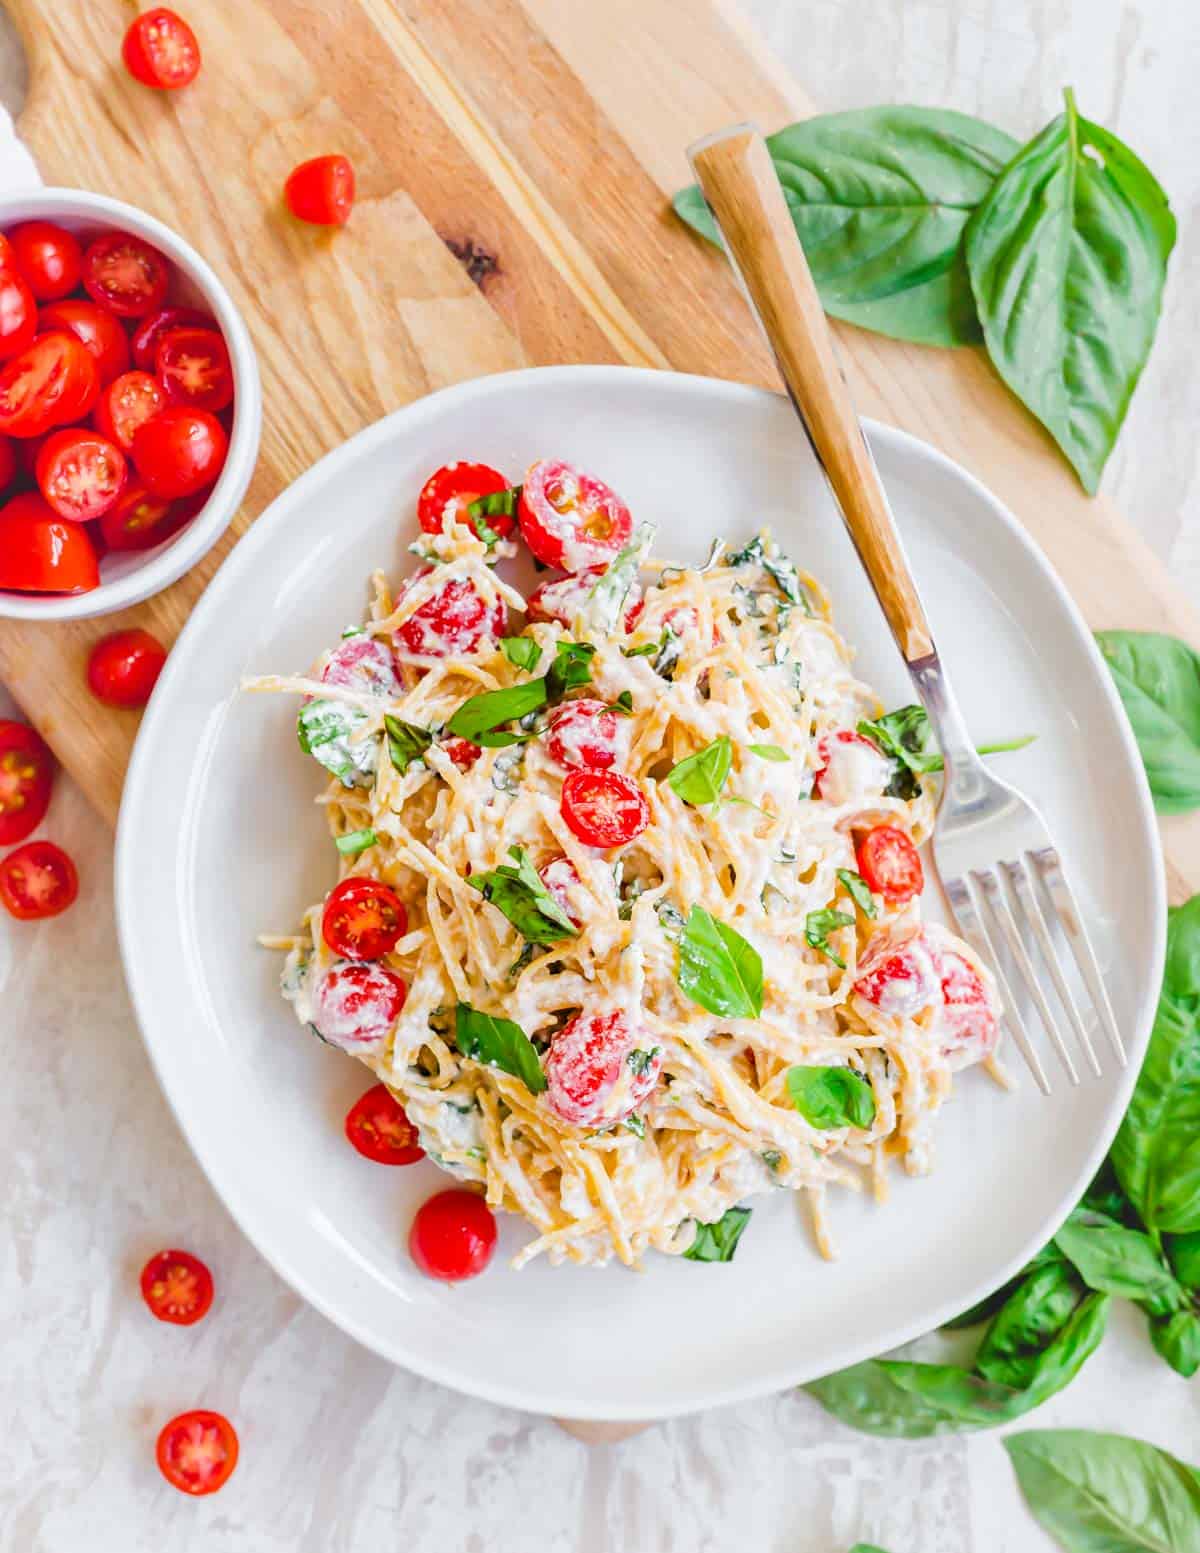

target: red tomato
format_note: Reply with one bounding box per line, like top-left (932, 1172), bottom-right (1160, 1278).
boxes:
top-left (856, 824), bottom-right (924, 903)
top-left (409, 1189), bottom-right (496, 1282)
top-left (442, 736), bottom-right (482, 770)
top-left (417, 461), bottom-right (511, 540)
top-left (98, 478), bottom-right (175, 551)
top-left (139, 1248), bottom-right (214, 1325)
top-left (0, 492), bottom-right (99, 593)
top-left (0, 332), bottom-right (99, 437)
top-left (122, 7), bottom-right (201, 89)
top-left (36, 428), bottom-right (126, 523)
top-left (93, 369), bottom-right (164, 453)
top-left (544, 1007), bottom-right (661, 1126)
top-left (560, 769), bottom-right (649, 848)
top-left (0, 839), bottom-right (78, 919)
top-left (853, 928), bottom-right (940, 1017)
top-left (10, 222), bottom-right (82, 302)
top-left (811, 730), bottom-right (893, 803)
top-left (526, 566), bottom-right (643, 633)
top-left (0, 434), bottom-right (14, 491)
top-left (131, 305), bottom-right (213, 370)
top-left (310, 961), bottom-right (407, 1052)
top-left (39, 298), bottom-right (130, 385)
top-left (322, 876), bottom-right (407, 960)
top-left (546, 697), bottom-right (624, 770)
top-left (0, 265), bottom-right (36, 361)
top-left (284, 154), bottom-right (356, 226)
top-left (344, 1083), bottom-right (424, 1165)
top-left (936, 940), bottom-right (999, 1069)
top-left (394, 568), bottom-right (506, 657)
top-left (132, 406), bottom-right (227, 497)
top-left (82, 232), bottom-right (169, 318)
top-left (518, 460), bottom-right (633, 570)
top-left (318, 635), bottom-right (400, 696)
top-left (86, 628), bottom-right (167, 708)
top-left (0, 720), bottom-right (53, 845)
top-left (156, 327), bottom-right (233, 413)
top-left (537, 854), bottom-right (583, 927)
top-left (156, 1410), bottom-right (238, 1498)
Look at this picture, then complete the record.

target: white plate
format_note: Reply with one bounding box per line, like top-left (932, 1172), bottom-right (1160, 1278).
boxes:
top-left (116, 367), bottom-right (1164, 1421)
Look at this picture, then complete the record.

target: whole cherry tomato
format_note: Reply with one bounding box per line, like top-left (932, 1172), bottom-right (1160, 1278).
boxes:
top-left (36, 428), bottom-right (126, 523)
top-left (544, 1007), bottom-right (661, 1126)
top-left (310, 961), bottom-right (407, 1052)
top-left (545, 698), bottom-right (624, 771)
top-left (86, 628), bottom-right (167, 708)
top-left (416, 461), bottom-right (511, 540)
top-left (322, 875), bottom-right (407, 960)
top-left (0, 720), bottom-right (54, 845)
top-left (132, 406), bottom-right (227, 497)
top-left (284, 155), bottom-right (356, 226)
top-left (82, 232), bottom-right (169, 318)
top-left (140, 1248), bottom-right (214, 1325)
top-left (0, 492), bottom-right (99, 593)
top-left (10, 222), bottom-right (82, 301)
top-left (344, 1083), bottom-right (424, 1165)
top-left (0, 265), bottom-right (37, 361)
top-left (409, 1189), bottom-right (496, 1281)
top-left (0, 839), bottom-right (78, 919)
top-left (156, 1411), bottom-right (238, 1497)
top-left (156, 326), bottom-right (233, 413)
top-left (39, 298), bottom-right (130, 386)
top-left (122, 8), bottom-right (201, 90)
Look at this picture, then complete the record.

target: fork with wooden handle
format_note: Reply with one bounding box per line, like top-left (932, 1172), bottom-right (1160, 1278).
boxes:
top-left (688, 123), bottom-right (1126, 1092)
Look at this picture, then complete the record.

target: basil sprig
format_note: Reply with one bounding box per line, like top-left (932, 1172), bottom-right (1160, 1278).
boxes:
top-left (667, 736), bottom-right (732, 806)
top-left (859, 704), bottom-right (1033, 799)
top-left (468, 845), bottom-right (579, 944)
top-left (453, 1002), bottom-right (546, 1094)
top-left (335, 828), bottom-right (377, 856)
top-left (804, 908), bottom-right (855, 969)
top-left (385, 714), bottom-right (434, 771)
top-left (787, 1065), bottom-right (876, 1130)
top-left (683, 1205), bottom-right (752, 1263)
top-left (1096, 631), bottom-right (1200, 814)
top-left (678, 907), bottom-right (762, 1019)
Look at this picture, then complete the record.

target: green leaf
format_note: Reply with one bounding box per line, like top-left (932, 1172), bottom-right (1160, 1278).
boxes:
top-left (627, 1046), bottom-right (660, 1078)
top-left (966, 89), bottom-right (1176, 494)
top-left (804, 907), bottom-right (857, 968)
top-left (667, 736), bottom-right (733, 806)
top-left (787, 1064), bottom-right (876, 1129)
top-left (748, 743), bottom-right (789, 762)
top-left (453, 1002), bottom-right (547, 1094)
top-left (468, 845), bottom-right (579, 944)
top-left (384, 714), bottom-right (434, 773)
top-left (1150, 1308), bottom-right (1200, 1380)
top-left (466, 484), bottom-right (521, 524)
top-left (1167, 1230), bottom-right (1200, 1288)
top-left (837, 868), bottom-right (878, 919)
top-left (500, 636), bottom-right (543, 673)
top-left (544, 640), bottom-right (596, 700)
top-left (297, 698), bottom-right (376, 788)
top-left (584, 523), bottom-right (655, 633)
top-left (678, 906), bottom-right (763, 1019)
top-left (859, 704), bottom-right (1034, 797)
top-left (848, 1547), bottom-right (892, 1553)
top-left (829, 260), bottom-right (985, 348)
top-left (446, 679), bottom-right (548, 743)
top-left (974, 1259), bottom-right (1086, 1389)
top-left (683, 1205), bottom-right (752, 1262)
top-left (1005, 1428), bottom-right (1200, 1552)
top-left (611, 690), bottom-right (634, 715)
top-left (1055, 1206), bottom-right (1187, 1317)
top-left (1096, 632), bottom-right (1200, 814)
top-left (335, 827), bottom-right (378, 856)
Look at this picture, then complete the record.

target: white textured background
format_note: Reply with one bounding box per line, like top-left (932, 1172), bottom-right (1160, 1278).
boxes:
top-left (3, 3), bottom-right (1199, 1550)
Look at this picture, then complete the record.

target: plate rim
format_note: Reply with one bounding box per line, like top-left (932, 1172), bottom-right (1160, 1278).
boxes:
top-left (116, 364), bottom-right (1166, 1420)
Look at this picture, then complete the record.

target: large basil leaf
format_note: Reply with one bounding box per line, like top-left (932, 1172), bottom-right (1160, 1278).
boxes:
top-left (974, 1259), bottom-right (1085, 1389)
top-left (683, 1205), bottom-right (752, 1263)
top-left (787, 1065), bottom-right (876, 1129)
top-left (1150, 1308), bottom-right (1200, 1380)
top-left (1005, 1429), bottom-right (1200, 1552)
top-left (667, 737), bottom-right (732, 806)
top-left (965, 89), bottom-right (1176, 494)
top-left (453, 1003), bottom-right (547, 1094)
top-left (468, 845), bottom-right (579, 944)
top-left (1096, 632), bottom-right (1200, 814)
top-left (446, 680), bottom-right (547, 744)
top-left (1055, 1206), bottom-right (1187, 1317)
top-left (1167, 1230), bottom-right (1200, 1288)
top-left (943, 1244), bottom-right (1068, 1331)
top-left (678, 907), bottom-right (763, 1019)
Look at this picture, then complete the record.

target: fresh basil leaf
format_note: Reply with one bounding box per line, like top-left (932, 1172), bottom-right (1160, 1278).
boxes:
top-left (500, 636), bottom-right (543, 674)
top-left (611, 690), bottom-right (634, 715)
top-left (974, 1260), bottom-right (1086, 1389)
top-left (623, 1113), bottom-right (646, 1140)
top-left (787, 1064), bottom-right (875, 1129)
top-left (944, 1244), bottom-right (1070, 1331)
top-left (627, 1046), bottom-right (660, 1078)
top-left (468, 845), bottom-right (579, 944)
top-left (335, 827), bottom-right (377, 856)
top-left (762, 550), bottom-right (808, 610)
top-left (966, 89), bottom-right (1176, 493)
top-left (1096, 632), bottom-right (1200, 814)
top-left (1151, 1308), bottom-right (1200, 1379)
top-left (683, 1205), bottom-right (752, 1263)
top-left (384, 714), bottom-right (433, 773)
top-left (297, 698), bottom-right (376, 788)
top-left (748, 743), bottom-right (789, 762)
top-left (678, 907), bottom-right (763, 1019)
top-left (1167, 1230), bottom-right (1200, 1288)
top-left (860, 704), bottom-right (1034, 793)
top-left (584, 522), bottom-right (655, 633)
top-left (667, 736), bottom-right (733, 806)
top-left (453, 1002), bottom-right (547, 1094)
top-left (804, 908), bottom-right (856, 969)
top-left (1005, 1428), bottom-right (1200, 1553)
top-left (466, 484), bottom-right (521, 524)
top-left (544, 640), bottom-right (596, 700)
top-left (446, 679), bottom-right (548, 742)
top-left (837, 868), bottom-right (878, 919)
top-left (1055, 1206), bottom-right (1188, 1317)
top-left (622, 639), bottom-right (659, 659)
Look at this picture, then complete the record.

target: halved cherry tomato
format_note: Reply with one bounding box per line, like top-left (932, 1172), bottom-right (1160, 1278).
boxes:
top-left (0, 492), bottom-right (99, 593)
top-left (155, 326), bottom-right (233, 413)
top-left (94, 369), bottom-right (164, 453)
top-left (518, 460), bottom-right (633, 570)
top-left (82, 232), bottom-right (169, 318)
top-left (936, 940), bottom-right (999, 1069)
top-left (544, 1006), bottom-right (661, 1126)
top-left (122, 7), bottom-right (201, 90)
top-left (0, 720), bottom-right (53, 845)
top-left (98, 477), bottom-right (174, 551)
top-left (131, 305), bottom-right (213, 371)
top-left (409, 1189), bottom-right (496, 1282)
top-left (417, 461), bottom-right (511, 540)
top-left (310, 961), bottom-right (407, 1051)
top-left (853, 927), bottom-right (940, 1017)
top-left (546, 698), bottom-right (624, 770)
top-left (156, 1410), bottom-right (238, 1497)
top-left (812, 730), bottom-right (893, 803)
top-left (442, 736), bottom-right (481, 770)
top-left (344, 1083), bottom-right (424, 1165)
top-left (537, 854), bottom-right (583, 927)
top-left (140, 1248), bottom-right (214, 1325)
top-left (856, 824), bottom-right (924, 903)
top-left (86, 629), bottom-right (167, 708)
top-left (0, 435), bottom-right (14, 492)
top-left (322, 875), bottom-right (407, 960)
top-left (0, 332), bottom-right (99, 437)
top-left (36, 428), bottom-right (126, 523)
top-left (284, 155), bottom-right (356, 226)
top-left (39, 298), bottom-right (130, 386)
top-left (394, 567), bottom-right (506, 657)
top-left (526, 567), bottom-right (642, 633)
top-left (560, 769), bottom-right (649, 848)
top-left (0, 266), bottom-right (36, 361)
top-left (0, 839), bottom-right (78, 919)
top-left (10, 222), bottom-right (82, 302)
top-left (132, 406), bottom-right (227, 497)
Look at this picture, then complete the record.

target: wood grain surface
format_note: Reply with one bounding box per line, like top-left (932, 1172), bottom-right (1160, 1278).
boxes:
top-left (0, 0), bottom-right (1195, 927)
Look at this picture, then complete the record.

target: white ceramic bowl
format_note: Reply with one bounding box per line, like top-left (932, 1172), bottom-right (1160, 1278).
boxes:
top-left (0, 187), bottom-right (261, 621)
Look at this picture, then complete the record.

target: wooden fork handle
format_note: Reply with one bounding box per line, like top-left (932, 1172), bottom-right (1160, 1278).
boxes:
top-left (689, 124), bottom-right (935, 666)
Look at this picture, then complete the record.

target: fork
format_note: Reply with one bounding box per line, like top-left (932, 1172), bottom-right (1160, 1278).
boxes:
top-left (688, 123), bottom-right (1126, 1092)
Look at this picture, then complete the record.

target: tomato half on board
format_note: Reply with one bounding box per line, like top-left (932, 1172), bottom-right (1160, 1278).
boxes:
top-left (0, 720), bottom-right (53, 845)
top-left (322, 876), bottom-right (407, 960)
top-left (855, 824), bottom-right (924, 904)
top-left (156, 327), bottom-right (233, 413)
top-left (122, 8), bottom-right (202, 90)
top-left (0, 332), bottom-right (99, 437)
top-left (344, 1083), bottom-right (424, 1165)
top-left (284, 154), bottom-right (356, 226)
top-left (86, 629), bottom-right (168, 709)
top-left (35, 428), bottom-right (127, 523)
top-left (82, 233), bottom-right (170, 319)
top-left (140, 1248), bottom-right (214, 1325)
top-left (560, 769), bottom-right (649, 848)
top-left (409, 1190), bottom-right (497, 1282)
top-left (0, 839), bottom-right (78, 919)
top-left (39, 298), bottom-right (130, 386)
top-left (156, 1410), bottom-right (238, 1497)
top-left (416, 461), bottom-right (511, 540)
top-left (11, 222), bottom-right (82, 302)
top-left (132, 406), bottom-right (227, 497)
top-left (0, 265), bottom-right (36, 361)
top-left (518, 459), bottom-right (633, 570)
top-left (0, 492), bottom-right (100, 593)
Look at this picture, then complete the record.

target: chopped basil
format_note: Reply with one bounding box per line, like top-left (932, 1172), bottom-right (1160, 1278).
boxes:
top-left (466, 483), bottom-right (521, 539)
top-left (622, 639), bottom-right (659, 659)
top-left (762, 1149), bottom-right (782, 1171)
top-left (627, 1046), bottom-right (661, 1078)
top-left (655, 898), bottom-right (687, 942)
top-left (508, 941), bottom-right (538, 980)
top-left (611, 690), bottom-right (635, 715)
top-left (491, 743), bottom-right (526, 795)
top-left (678, 907), bottom-right (763, 1018)
top-left (453, 1002), bottom-right (547, 1094)
top-left (335, 827), bottom-right (378, 856)
top-left (623, 1114), bottom-right (646, 1139)
top-left (544, 639), bottom-right (596, 700)
top-left (446, 679), bottom-right (549, 743)
top-left (762, 551), bottom-right (811, 613)
top-left (384, 714), bottom-right (434, 772)
top-left (684, 1205), bottom-right (752, 1262)
top-left (787, 1065), bottom-right (877, 1129)
top-left (468, 845), bottom-right (579, 943)
top-left (500, 636), bottom-right (543, 673)
top-left (725, 535), bottom-right (764, 568)
top-left (748, 743), bottom-right (789, 762)
top-left (667, 736), bottom-right (733, 806)
top-left (584, 522), bottom-right (655, 632)
top-left (805, 908), bottom-right (856, 968)
top-left (837, 868), bottom-right (878, 919)
top-left (297, 698), bottom-right (375, 787)
top-left (340, 624), bottom-right (365, 638)
top-left (860, 705), bottom-right (1035, 799)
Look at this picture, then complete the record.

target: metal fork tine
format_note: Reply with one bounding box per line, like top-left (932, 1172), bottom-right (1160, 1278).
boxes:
top-left (1004, 858), bottom-right (1102, 1079)
top-left (944, 874), bottom-right (1051, 1095)
top-left (973, 868), bottom-right (1080, 1085)
top-left (1031, 847), bottom-right (1127, 1067)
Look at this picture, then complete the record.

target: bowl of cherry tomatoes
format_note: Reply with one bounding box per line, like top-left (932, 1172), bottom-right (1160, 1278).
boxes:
top-left (0, 187), bottom-right (261, 620)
